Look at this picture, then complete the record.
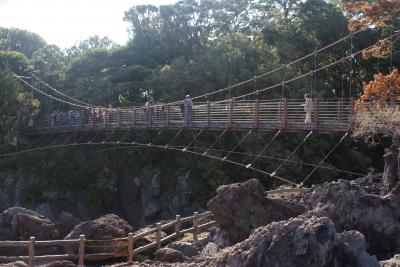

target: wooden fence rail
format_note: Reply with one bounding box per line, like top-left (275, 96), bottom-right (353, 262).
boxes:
top-left (0, 211), bottom-right (215, 266)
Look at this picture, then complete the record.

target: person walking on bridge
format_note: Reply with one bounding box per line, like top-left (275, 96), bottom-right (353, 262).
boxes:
top-left (302, 93), bottom-right (313, 124)
top-left (184, 95), bottom-right (193, 125)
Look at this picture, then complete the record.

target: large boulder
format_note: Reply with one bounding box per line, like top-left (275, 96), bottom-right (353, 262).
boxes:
top-left (65, 214), bottom-right (133, 254)
top-left (0, 207), bottom-right (58, 240)
top-left (65, 214), bottom-right (133, 240)
top-left (207, 179), bottom-right (306, 244)
top-left (308, 180), bottom-right (400, 259)
top-left (224, 216), bottom-right (378, 267)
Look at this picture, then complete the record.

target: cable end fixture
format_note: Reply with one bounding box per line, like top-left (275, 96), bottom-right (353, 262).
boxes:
top-left (222, 156), bottom-right (227, 161)
top-left (246, 163), bottom-right (252, 169)
top-left (202, 151), bottom-right (207, 156)
top-left (270, 171), bottom-right (276, 177)
top-left (182, 148), bottom-right (187, 152)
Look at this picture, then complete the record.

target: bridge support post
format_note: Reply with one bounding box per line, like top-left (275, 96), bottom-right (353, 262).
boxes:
top-left (193, 212), bottom-right (199, 243)
top-left (314, 98), bottom-right (319, 131)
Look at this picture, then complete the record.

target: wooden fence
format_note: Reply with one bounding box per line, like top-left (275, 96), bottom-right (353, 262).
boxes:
top-left (0, 211), bottom-right (215, 267)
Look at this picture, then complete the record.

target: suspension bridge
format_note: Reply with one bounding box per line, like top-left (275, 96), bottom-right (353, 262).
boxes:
top-left (2, 11), bottom-right (398, 188)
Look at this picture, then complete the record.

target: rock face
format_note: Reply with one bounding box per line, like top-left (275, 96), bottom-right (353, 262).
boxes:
top-left (308, 180), bottom-right (400, 259)
top-left (65, 214), bottom-right (133, 240)
top-left (224, 216), bottom-right (378, 267)
top-left (381, 255), bottom-right (400, 267)
top-left (207, 179), bottom-right (306, 244)
top-left (0, 207), bottom-right (58, 240)
top-left (154, 248), bottom-right (188, 263)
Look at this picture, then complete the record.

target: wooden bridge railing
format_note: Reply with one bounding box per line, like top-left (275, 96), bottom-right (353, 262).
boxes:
top-left (0, 211), bottom-right (215, 266)
top-left (25, 98), bottom-right (353, 134)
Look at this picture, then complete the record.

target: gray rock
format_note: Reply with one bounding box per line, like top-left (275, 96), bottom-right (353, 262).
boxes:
top-left (0, 207), bottom-right (58, 241)
top-left (308, 180), bottom-right (400, 259)
top-left (167, 241), bottom-right (198, 257)
top-left (56, 212), bottom-right (81, 239)
top-left (380, 254), bottom-right (400, 267)
top-left (200, 242), bottom-right (219, 258)
top-left (207, 179), bottom-right (306, 244)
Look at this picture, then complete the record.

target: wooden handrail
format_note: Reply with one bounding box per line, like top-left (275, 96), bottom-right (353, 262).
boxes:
top-left (0, 210), bottom-right (215, 266)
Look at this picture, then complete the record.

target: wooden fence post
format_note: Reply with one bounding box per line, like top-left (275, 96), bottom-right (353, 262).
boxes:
top-left (78, 235), bottom-right (85, 267)
top-left (128, 233), bottom-right (134, 262)
top-left (156, 223), bottom-right (162, 250)
top-left (193, 212), bottom-right (199, 243)
top-left (175, 215), bottom-right (181, 239)
top-left (28, 236), bottom-right (35, 267)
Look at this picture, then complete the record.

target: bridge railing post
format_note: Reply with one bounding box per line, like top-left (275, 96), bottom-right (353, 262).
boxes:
top-left (229, 99), bottom-right (234, 127)
top-left (175, 215), bottom-right (181, 239)
top-left (282, 98), bottom-right (288, 130)
top-left (349, 97), bottom-right (355, 131)
top-left (117, 108), bottom-right (121, 129)
top-left (166, 104), bottom-right (170, 128)
top-left (193, 212), bottom-right (199, 243)
top-left (253, 99), bottom-right (260, 129)
top-left (206, 101), bottom-right (211, 128)
top-left (314, 98), bottom-right (319, 130)
top-left (133, 108), bottom-right (136, 129)
top-left (338, 98), bottom-right (343, 123)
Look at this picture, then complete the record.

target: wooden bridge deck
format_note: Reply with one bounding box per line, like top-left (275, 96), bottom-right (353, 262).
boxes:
top-left (23, 98), bottom-right (354, 135)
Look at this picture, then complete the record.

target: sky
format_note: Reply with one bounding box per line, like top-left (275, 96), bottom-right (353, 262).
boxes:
top-left (0, 0), bottom-right (177, 49)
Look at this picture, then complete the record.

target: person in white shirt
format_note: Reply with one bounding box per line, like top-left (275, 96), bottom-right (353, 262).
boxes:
top-left (184, 95), bottom-right (193, 124)
top-left (302, 94), bottom-right (313, 123)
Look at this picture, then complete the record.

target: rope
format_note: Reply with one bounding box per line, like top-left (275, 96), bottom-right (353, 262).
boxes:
top-left (246, 130), bottom-right (281, 168)
top-left (182, 128), bottom-right (204, 152)
top-left (270, 131), bottom-right (313, 178)
top-left (30, 74), bottom-right (98, 108)
top-left (165, 128), bottom-right (184, 148)
top-left (14, 75), bottom-right (93, 109)
top-left (202, 128), bottom-right (228, 156)
top-left (301, 132), bottom-right (349, 185)
top-left (213, 31), bottom-right (400, 104)
top-left (165, 10), bottom-right (400, 105)
top-left (222, 129), bottom-right (252, 161)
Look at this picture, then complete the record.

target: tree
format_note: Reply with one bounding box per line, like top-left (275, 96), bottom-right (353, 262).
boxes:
top-left (0, 68), bottom-right (38, 146)
top-left (65, 36), bottom-right (119, 60)
top-left (31, 45), bottom-right (67, 84)
top-left (0, 27), bottom-right (46, 57)
top-left (0, 50), bottom-right (30, 75)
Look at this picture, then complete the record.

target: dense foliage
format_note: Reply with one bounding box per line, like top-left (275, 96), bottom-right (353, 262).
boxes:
top-left (0, 0), bottom-right (398, 208)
